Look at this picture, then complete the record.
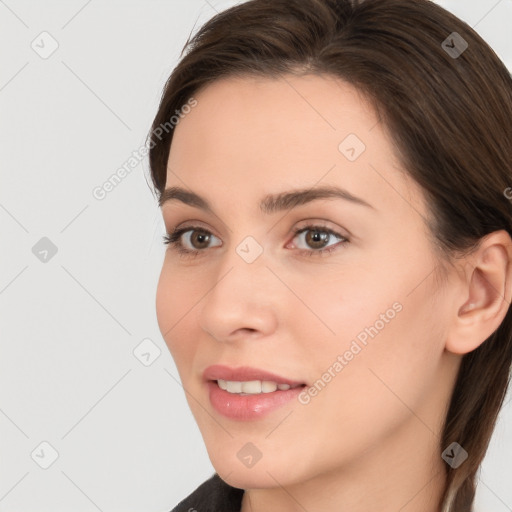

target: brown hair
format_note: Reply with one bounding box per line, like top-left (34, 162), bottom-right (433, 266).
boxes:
top-left (147, 0), bottom-right (512, 510)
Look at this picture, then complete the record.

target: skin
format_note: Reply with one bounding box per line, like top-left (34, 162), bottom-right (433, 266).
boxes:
top-left (155, 73), bottom-right (512, 512)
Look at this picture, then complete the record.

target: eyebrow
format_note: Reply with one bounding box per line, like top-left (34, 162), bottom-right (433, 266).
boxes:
top-left (159, 185), bottom-right (375, 214)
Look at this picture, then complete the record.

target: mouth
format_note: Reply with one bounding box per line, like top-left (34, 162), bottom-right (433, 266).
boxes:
top-left (211, 379), bottom-right (307, 395)
top-left (206, 379), bottom-right (308, 421)
top-left (203, 364), bottom-right (307, 391)
top-left (203, 365), bottom-right (308, 420)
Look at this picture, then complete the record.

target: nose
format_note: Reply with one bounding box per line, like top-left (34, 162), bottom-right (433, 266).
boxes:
top-left (198, 245), bottom-right (280, 344)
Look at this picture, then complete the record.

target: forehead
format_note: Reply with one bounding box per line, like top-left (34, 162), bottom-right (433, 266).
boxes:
top-left (170, 73), bottom-right (384, 163)
top-left (165, 73), bottom-right (423, 218)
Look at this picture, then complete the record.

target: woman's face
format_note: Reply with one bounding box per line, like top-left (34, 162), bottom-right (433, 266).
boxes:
top-left (156, 74), bottom-right (460, 490)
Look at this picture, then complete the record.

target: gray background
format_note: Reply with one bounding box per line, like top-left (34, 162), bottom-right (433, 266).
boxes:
top-left (0, 1), bottom-right (511, 511)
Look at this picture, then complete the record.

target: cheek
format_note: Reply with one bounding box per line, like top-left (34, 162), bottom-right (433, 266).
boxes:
top-left (155, 264), bottom-right (195, 357)
top-left (297, 297), bottom-right (442, 464)
top-left (302, 262), bottom-right (445, 414)
top-left (155, 265), bottom-right (173, 341)
top-left (331, 282), bottom-right (444, 421)
top-left (292, 269), bottom-right (395, 360)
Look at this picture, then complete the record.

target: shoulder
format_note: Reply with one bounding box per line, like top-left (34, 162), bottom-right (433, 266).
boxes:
top-left (169, 472), bottom-right (245, 512)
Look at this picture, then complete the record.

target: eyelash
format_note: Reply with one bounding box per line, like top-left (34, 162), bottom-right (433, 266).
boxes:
top-left (162, 224), bottom-right (349, 258)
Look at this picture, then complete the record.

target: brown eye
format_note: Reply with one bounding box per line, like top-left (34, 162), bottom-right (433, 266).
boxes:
top-left (292, 225), bottom-right (347, 253)
top-left (163, 223), bottom-right (349, 259)
top-left (188, 230), bottom-right (212, 249)
top-left (303, 229), bottom-right (331, 250)
top-left (163, 227), bottom-right (221, 255)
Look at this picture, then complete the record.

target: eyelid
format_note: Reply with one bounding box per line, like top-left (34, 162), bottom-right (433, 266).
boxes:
top-left (290, 225), bottom-right (345, 245)
top-left (168, 219), bottom-right (347, 244)
top-left (183, 217), bottom-right (345, 233)
top-left (293, 218), bottom-right (350, 238)
top-left (164, 219), bottom-right (350, 259)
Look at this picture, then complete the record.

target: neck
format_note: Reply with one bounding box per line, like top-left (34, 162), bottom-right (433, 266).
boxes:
top-left (240, 416), bottom-right (447, 512)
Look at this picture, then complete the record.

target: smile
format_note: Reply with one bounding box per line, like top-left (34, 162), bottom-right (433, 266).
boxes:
top-left (217, 379), bottom-right (303, 394)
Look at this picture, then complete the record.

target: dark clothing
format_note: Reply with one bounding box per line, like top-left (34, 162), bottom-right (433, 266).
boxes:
top-left (170, 473), bottom-right (244, 512)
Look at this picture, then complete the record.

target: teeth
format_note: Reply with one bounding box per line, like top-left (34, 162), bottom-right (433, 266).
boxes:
top-left (262, 381), bottom-right (278, 393)
top-left (217, 379), bottom-right (297, 394)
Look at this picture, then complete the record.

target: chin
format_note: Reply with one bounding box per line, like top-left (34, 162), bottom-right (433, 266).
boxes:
top-left (209, 450), bottom-right (308, 490)
top-left (218, 465), bottom-right (289, 490)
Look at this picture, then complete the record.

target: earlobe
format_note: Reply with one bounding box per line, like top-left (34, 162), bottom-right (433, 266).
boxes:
top-left (446, 231), bottom-right (512, 355)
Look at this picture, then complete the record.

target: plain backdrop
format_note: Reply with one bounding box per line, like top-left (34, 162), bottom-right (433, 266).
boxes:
top-left (0, 1), bottom-right (511, 511)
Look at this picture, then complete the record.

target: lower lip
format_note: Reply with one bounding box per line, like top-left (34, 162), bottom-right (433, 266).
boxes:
top-left (207, 381), bottom-right (305, 421)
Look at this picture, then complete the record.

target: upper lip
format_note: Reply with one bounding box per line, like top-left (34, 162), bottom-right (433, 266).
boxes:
top-left (203, 365), bottom-right (306, 387)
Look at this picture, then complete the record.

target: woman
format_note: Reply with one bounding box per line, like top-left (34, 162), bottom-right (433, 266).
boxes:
top-left (147, 0), bottom-right (512, 510)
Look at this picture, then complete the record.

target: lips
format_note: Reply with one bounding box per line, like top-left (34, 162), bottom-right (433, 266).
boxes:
top-left (204, 365), bottom-right (308, 420)
top-left (203, 364), bottom-right (306, 387)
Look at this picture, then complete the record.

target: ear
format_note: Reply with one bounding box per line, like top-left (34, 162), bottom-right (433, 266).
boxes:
top-left (445, 229), bottom-right (512, 355)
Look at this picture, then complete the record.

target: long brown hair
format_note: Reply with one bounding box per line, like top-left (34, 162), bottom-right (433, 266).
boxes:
top-left (147, 1), bottom-right (512, 510)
